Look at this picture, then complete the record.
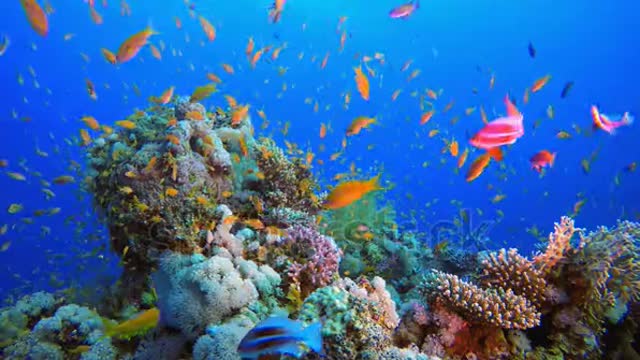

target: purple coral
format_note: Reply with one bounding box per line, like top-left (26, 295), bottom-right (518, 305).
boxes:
top-left (283, 225), bottom-right (342, 292)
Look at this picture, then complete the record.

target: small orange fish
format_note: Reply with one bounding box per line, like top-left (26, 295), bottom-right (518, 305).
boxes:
top-left (165, 187), bottom-right (179, 197)
top-left (231, 105), bottom-right (249, 126)
top-left (245, 37), bottom-right (254, 57)
top-left (116, 26), bottom-right (158, 64)
top-left (79, 129), bottom-right (91, 146)
top-left (115, 120), bottom-right (136, 129)
top-left (81, 116), bottom-right (100, 130)
top-left (466, 153), bottom-right (491, 182)
top-left (89, 6), bottom-right (103, 24)
top-left (420, 110), bottom-right (434, 125)
top-left (101, 48), bottom-right (117, 64)
top-left (154, 86), bottom-right (174, 105)
top-left (166, 134), bottom-right (180, 145)
top-left (319, 123), bottom-right (327, 139)
top-left (346, 116), bottom-right (375, 136)
top-left (20, 0), bottom-right (49, 37)
top-left (150, 44), bottom-right (162, 59)
top-left (199, 16), bottom-right (216, 41)
top-left (353, 66), bottom-right (370, 101)
top-left (457, 147), bottom-right (469, 168)
top-left (206, 73), bottom-right (222, 83)
top-left (323, 174), bottom-right (383, 210)
top-left (449, 140), bottom-right (459, 157)
top-left (531, 74), bottom-right (551, 93)
top-left (222, 63), bottom-right (235, 74)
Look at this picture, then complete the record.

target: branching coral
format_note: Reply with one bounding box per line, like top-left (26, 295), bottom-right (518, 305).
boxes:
top-left (426, 270), bottom-right (541, 330)
top-left (480, 248), bottom-right (548, 308)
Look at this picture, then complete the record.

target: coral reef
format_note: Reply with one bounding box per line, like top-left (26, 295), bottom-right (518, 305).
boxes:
top-left (6, 93), bottom-right (640, 360)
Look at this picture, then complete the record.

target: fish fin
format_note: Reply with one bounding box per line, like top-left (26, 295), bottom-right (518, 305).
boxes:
top-left (487, 147), bottom-right (503, 161)
top-left (550, 153), bottom-right (556, 167)
top-left (503, 95), bottom-right (520, 117)
top-left (302, 321), bottom-right (323, 354)
top-left (623, 112), bottom-right (634, 125)
top-left (414, 0), bottom-right (420, 9)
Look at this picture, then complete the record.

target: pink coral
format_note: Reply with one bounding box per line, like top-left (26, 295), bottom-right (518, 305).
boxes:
top-left (282, 226), bottom-right (342, 295)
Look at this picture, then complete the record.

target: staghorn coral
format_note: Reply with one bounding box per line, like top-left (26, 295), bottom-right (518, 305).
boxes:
top-left (479, 248), bottom-right (548, 309)
top-left (252, 137), bottom-right (321, 213)
top-left (425, 270), bottom-right (541, 330)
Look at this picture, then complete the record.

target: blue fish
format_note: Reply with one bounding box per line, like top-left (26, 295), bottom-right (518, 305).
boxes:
top-left (237, 316), bottom-right (323, 359)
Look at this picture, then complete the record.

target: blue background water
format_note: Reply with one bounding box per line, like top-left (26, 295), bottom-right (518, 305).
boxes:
top-left (0, 0), bottom-right (638, 299)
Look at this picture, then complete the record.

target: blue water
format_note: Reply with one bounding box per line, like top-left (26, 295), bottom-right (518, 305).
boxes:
top-left (0, 0), bottom-right (639, 299)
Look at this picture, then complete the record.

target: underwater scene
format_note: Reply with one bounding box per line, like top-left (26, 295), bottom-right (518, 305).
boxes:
top-left (1, 0), bottom-right (639, 359)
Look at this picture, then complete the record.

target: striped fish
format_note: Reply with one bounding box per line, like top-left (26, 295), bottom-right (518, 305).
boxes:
top-left (237, 316), bottom-right (323, 359)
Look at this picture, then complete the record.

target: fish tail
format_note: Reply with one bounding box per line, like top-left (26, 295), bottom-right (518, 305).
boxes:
top-left (302, 321), bottom-right (323, 354)
top-left (146, 19), bottom-right (160, 36)
top-left (368, 173), bottom-right (384, 191)
top-left (550, 153), bottom-right (557, 167)
top-left (623, 112), bottom-right (634, 125)
top-left (414, 0), bottom-right (420, 9)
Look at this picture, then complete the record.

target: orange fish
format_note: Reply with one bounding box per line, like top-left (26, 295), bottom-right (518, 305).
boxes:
top-left (245, 37), bottom-right (254, 57)
top-left (420, 110), bottom-right (434, 125)
top-left (531, 74), bottom-right (551, 93)
top-left (81, 116), bottom-right (100, 130)
top-left (199, 16), bottom-right (216, 41)
top-left (206, 73), bottom-right (222, 83)
top-left (449, 140), bottom-right (459, 157)
top-left (320, 52), bottom-right (330, 69)
top-left (222, 63), bottom-right (235, 74)
top-left (353, 66), bottom-right (370, 101)
top-left (116, 26), bottom-right (158, 64)
top-left (20, 0), bottom-right (48, 37)
top-left (154, 86), bottom-right (174, 105)
top-left (319, 123), bottom-right (327, 139)
top-left (346, 116), bottom-right (376, 136)
top-left (323, 174), bottom-right (383, 210)
top-left (457, 147), bottom-right (469, 168)
top-left (466, 153), bottom-right (491, 182)
top-left (101, 48), bottom-right (117, 64)
top-left (150, 44), bottom-right (162, 60)
top-left (231, 105), bottom-right (250, 126)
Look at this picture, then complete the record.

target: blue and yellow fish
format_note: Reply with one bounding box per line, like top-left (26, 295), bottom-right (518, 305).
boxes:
top-left (237, 316), bottom-right (323, 359)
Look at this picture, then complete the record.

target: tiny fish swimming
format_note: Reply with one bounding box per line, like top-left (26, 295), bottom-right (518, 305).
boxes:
top-left (237, 316), bottom-right (323, 359)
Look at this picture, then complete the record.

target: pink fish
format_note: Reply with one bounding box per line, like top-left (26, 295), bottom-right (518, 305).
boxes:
top-left (389, 0), bottom-right (419, 19)
top-left (469, 95), bottom-right (524, 161)
top-left (591, 105), bottom-right (633, 134)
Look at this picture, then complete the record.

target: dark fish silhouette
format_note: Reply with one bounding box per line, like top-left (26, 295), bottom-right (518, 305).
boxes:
top-left (528, 42), bottom-right (536, 58)
top-left (560, 81), bottom-right (574, 99)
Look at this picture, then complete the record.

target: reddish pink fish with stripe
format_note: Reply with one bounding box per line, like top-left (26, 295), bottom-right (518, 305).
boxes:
top-left (389, 0), bottom-right (419, 19)
top-left (590, 105), bottom-right (633, 134)
top-left (530, 150), bottom-right (556, 173)
top-left (469, 95), bottom-right (524, 161)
